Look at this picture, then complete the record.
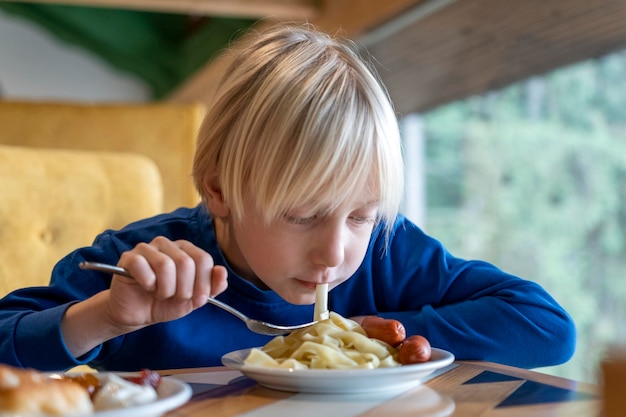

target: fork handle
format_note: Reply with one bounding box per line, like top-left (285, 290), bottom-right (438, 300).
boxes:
top-left (79, 262), bottom-right (133, 278)
top-left (79, 261), bottom-right (250, 320)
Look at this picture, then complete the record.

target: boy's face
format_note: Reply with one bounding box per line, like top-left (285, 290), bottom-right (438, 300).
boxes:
top-left (217, 193), bottom-right (379, 305)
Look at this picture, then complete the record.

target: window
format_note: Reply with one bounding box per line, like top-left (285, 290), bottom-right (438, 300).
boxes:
top-left (403, 49), bottom-right (626, 383)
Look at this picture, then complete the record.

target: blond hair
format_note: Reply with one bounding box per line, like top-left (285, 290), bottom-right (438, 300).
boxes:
top-left (192, 24), bottom-right (404, 236)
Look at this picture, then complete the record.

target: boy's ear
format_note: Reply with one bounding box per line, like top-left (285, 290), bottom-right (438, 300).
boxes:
top-left (203, 175), bottom-right (230, 218)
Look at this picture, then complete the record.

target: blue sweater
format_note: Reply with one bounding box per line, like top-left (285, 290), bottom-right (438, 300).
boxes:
top-left (0, 205), bottom-right (575, 371)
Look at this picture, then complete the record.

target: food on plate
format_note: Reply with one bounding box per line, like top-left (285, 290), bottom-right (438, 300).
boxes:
top-left (244, 312), bottom-right (433, 370)
top-left (123, 368), bottom-right (161, 389)
top-left (0, 364), bottom-right (93, 416)
top-left (397, 335), bottom-right (432, 365)
top-left (62, 369), bottom-right (160, 411)
top-left (0, 364), bottom-right (161, 416)
top-left (360, 316), bottom-right (406, 347)
top-left (362, 318), bottom-right (432, 364)
top-left (61, 373), bottom-right (101, 398)
top-left (245, 312), bottom-right (399, 369)
top-left (90, 373), bottom-right (158, 411)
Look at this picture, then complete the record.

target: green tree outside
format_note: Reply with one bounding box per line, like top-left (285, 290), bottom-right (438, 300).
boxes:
top-left (420, 51), bottom-right (626, 383)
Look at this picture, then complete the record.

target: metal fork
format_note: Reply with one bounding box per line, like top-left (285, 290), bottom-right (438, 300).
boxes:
top-left (78, 261), bottom-right (318, 336)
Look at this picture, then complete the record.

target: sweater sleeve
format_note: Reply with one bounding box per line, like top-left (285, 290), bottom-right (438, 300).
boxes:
top-left (0, 248), bottom-right (116, 371)
top-left (362, 217), bottom-right (576, 369)
top-left (0, 232), bottom-right (128, 371)
top-left (11, 304), bottom-right (101, 370)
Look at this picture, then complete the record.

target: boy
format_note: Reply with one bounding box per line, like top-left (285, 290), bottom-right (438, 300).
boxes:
top-left (0, 24), bottom-right (575, 371)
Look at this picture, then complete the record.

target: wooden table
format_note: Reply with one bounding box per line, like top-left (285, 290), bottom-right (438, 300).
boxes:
top-left (162, 361), bottom-right (601, 417)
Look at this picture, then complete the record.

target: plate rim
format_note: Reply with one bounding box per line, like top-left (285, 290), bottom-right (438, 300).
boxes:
top-left (221, 347), bottom-right (455, 394)
top-left (222, 347), bottom-right (455, 376)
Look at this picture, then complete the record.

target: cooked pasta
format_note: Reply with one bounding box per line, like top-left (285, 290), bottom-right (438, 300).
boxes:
top-left (244, 312), bottom-right (401, 369)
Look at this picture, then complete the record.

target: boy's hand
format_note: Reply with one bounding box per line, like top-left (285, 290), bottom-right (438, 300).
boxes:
top-left (105, 236), bottom-right (228, 330)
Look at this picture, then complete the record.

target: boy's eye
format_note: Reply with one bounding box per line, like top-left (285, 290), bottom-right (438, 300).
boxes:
top-left (350, 215), bottom-right (377, 225)
top-left (285, 215), bottom-right (318, 225)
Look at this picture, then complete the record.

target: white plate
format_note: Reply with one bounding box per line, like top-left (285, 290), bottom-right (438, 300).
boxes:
top-left (93, 374), bottom-right (192, 417)
top-left (222, 347), bottom-right (454, 394)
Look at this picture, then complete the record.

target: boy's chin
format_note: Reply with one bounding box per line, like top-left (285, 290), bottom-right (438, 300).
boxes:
top-left (280, 291), bottom-right (316, 306)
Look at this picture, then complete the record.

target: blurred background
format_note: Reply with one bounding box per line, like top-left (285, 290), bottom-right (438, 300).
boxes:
top-left (1, 0), bottom-right (625, 383)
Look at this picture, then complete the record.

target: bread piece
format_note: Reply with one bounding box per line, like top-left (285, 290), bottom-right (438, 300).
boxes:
top-left (0, 365), bottom-right (93, 416)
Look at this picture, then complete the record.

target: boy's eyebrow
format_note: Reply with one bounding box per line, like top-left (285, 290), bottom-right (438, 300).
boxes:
top-left (293, 199), bottom-right (379, 215)
top-left (346, 200), bottom-right (380, 211)
top-left (361, 200), bottom-right (381, 207)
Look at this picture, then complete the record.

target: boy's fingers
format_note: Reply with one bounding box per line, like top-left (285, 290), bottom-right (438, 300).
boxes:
top-left (209, 265), bottom-right (229, 298)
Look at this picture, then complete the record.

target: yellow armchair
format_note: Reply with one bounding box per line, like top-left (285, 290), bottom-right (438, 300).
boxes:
top-left (0, 100), bottom-right (204, 212)
top-left (0, 144), bottom-right (163, 296)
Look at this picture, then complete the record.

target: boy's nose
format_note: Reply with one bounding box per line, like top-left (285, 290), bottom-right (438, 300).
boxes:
top-left (310, 224), bottom-right (345, 268)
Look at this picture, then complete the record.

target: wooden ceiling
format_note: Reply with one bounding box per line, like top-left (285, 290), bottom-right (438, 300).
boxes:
top-left (364, 0), bottom-right (626, 114)
top-left (11, 0), bottom-right (626, 114)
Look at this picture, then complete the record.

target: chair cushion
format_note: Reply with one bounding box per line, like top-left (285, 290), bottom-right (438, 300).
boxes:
top-left (0, 145), bottom-right (163, 295)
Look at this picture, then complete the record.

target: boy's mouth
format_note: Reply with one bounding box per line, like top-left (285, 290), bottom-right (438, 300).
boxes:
top-left (295, 279), bottom-right (317, 290)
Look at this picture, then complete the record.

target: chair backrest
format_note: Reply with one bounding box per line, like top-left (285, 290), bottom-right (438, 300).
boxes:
top-left (0, 100), bottom-right (204, 212)
top-left (0, 144), bottom-right (163, 296)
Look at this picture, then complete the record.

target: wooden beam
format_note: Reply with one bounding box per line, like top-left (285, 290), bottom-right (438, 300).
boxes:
top-left (313, 0), bottom-right (429, 37)
top-left (4, 0), bottom-right (319, 19)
